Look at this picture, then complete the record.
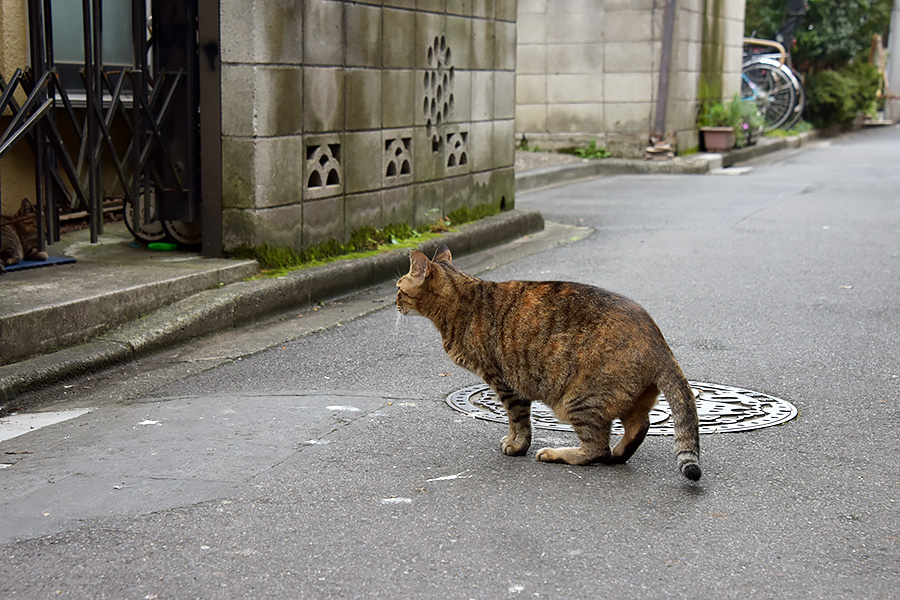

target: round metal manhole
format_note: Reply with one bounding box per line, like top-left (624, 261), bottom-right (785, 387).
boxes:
top-left (446, 382), bottom-right (797, 435)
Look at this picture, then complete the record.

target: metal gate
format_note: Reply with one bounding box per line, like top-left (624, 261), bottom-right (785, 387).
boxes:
top-left (0, 0), bottom-right (206, 252)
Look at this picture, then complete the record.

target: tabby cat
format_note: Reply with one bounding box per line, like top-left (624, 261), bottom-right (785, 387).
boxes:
top-left (1, 198), bottom-right (48, 273)
top-left (396, 245), bottom-right (701, 480)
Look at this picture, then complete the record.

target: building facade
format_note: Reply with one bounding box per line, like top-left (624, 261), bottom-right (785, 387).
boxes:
top-left (515, 0), bottom-right (746, 156)
top-left (218, 0), bottom-right (518, 253)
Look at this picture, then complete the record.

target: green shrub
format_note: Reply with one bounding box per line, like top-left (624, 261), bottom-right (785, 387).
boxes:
top-left (745, 0), bottom-right (892, 72)
top-left (804, 70), bottom-right (856, 128)
top-left (841, 61), bottom-right (881, 116)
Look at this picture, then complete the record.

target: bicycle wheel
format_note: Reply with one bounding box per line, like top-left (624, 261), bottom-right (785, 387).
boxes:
top-left (742, 57), bottom-right (797, 131)
top-left (123, 186), bottom-right (167, 244)
top-left (162, 219), bottom-right (202, 248)
top-left (779, 63), bottom-right (805, 130)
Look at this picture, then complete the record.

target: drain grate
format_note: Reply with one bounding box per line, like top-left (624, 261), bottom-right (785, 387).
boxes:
top-left (446, 382), bottom-right (797, 435)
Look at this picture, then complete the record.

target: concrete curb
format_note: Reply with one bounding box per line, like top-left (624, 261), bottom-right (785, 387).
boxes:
top-left (516, 155), bottom-right (712, 193)
top-left (0, 209), bottom-right (544, 403)
top-left (722, 130), bottom-right (819, 167)
top-left (515, 131), bottom-right (818, 193)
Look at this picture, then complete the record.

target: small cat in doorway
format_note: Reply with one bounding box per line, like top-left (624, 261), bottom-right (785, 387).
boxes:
top-left (1, 198), bottom-right (48, 273)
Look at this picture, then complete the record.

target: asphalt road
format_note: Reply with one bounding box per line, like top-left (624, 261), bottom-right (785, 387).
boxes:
top-left (2, 126), bottom-right (899, 599)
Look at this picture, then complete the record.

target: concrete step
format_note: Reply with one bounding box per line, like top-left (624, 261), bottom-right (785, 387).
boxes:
top-left (0, 223), bottom-right (258, 365)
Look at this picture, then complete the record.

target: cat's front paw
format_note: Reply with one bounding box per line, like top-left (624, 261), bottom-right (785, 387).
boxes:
top-left (535, 447), bottom-right (560, 463)
top-left (501, 434), bottom-right (530, 456)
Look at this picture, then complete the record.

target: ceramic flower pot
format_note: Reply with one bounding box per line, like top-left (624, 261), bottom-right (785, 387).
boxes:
top-left (700, 126), bottom-right (735, 153)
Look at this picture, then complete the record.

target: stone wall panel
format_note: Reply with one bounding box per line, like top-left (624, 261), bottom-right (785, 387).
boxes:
top-left (383, 70), bottom-right (416, 129)
top-left (303, 67), bottom-right (344, 133)
top-left (221, 1), bottom-right (515, 252)
top-left (345, 3), bottom-right (383, 68)
top-left (303, 0), bottom-right (344, 66)
top-left (303, 197), bottom-right (345, 247)
top-left (517, 1), bottom-right (746, 155)
top-left (345, 191), bottom-right (384, 234)
top-left (344, 131), bottom-right (384, 194)
top-left (382, 186), bottom-right (416, 225)
top-left (254, 0), bottom-right (305, 64)
top-left (384, 9), bottom-right (417, 69)
top-left (413, 181), bottom-right (444, 227)
top-left (494, 70), bottom-right (516, 119)
top-left (255, 67), bottom-right (304, 136)
top-left (345, 69), bottom-right (382, 131)
top-left (471, 19), bottom-right (495, 70)
top-left (253, 136), bottom-right (305, 209)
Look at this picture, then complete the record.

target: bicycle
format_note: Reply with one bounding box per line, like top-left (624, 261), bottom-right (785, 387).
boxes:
top-left (742, 38), bottom-right (805, 131)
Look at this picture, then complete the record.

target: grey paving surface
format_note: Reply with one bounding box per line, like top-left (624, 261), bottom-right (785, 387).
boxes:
top-left (1, 127), bottom-right (897, 598)
top-left (0, 133), bottom-right (813, 406)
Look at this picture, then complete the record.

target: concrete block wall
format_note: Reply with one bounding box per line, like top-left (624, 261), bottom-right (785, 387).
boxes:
top-left (219, 0), bottom-right (517, 253)
top-left (673, 0), bottom-right (746, 151)
top-left (516, 0), bottom-right (745, 157)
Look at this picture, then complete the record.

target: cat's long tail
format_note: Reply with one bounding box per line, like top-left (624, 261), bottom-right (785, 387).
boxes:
top-left (657, 363), bottom-right (701, 480)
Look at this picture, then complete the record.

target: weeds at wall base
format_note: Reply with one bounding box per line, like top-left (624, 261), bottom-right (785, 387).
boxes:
top-left (228, 205), bottom-right (502, 278)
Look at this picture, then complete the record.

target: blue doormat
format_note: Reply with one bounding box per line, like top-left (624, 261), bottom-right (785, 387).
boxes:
top-left (3, 256), bottom-right (76, 272)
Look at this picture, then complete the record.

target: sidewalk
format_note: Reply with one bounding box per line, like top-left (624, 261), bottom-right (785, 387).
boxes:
top-left (514, 131), bottom-right (818, 192)
top-left (0, 131), bottom-right (816, 405)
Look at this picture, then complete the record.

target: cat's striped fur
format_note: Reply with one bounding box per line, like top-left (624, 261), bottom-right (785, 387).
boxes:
top-left (1, 198), bottom-right (47, 273)
top-left (397, 245), bottom-right (701, 480)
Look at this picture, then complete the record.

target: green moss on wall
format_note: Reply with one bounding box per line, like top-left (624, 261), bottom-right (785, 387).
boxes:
top-left (699, 0), bottom-right (726, 115)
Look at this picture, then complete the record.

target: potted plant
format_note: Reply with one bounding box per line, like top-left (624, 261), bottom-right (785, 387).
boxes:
top-left (698, 95), bottom-right (742, 152)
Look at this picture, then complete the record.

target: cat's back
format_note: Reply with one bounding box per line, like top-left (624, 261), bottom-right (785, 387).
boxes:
top-left (491, 279), bottom-right (654, 330)
top-left (431, 263), bottom-right (665, 351)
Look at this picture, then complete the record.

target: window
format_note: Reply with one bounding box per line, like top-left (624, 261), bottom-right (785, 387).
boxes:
top-left (48, 0), bottom-right (136, 93)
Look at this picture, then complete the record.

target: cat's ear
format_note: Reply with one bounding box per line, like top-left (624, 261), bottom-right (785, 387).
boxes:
top-left (409, 249), bottom-right (430, 281)
top-left (19, 198), bottom-right (35, 214)
top-left (433, 244), bottom-right (452, 263)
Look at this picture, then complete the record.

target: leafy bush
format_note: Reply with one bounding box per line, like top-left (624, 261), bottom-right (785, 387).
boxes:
top-left (805, 61), bottom-right (882, 128)
top-left (804, 70), bottom-right (856, 128)
top-left (842, 61), bottom-right (881, 116)
top-left (745, 0), bottom-right (892, 71)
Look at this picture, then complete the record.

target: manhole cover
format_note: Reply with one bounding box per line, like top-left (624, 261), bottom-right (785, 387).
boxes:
top-left (446, 382), bottom-right (797, 435)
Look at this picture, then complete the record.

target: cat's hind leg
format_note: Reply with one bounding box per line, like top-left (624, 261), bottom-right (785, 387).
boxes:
top-left (609, 385), bottom-right (657, 464)
top-left (536, 398), bottom-right (614, 466)
top-left (492, 383), bottom-right (532, 456)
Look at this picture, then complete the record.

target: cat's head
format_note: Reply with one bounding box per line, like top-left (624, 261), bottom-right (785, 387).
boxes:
top-left (396, 244), bottom-right (453, 315)
top-left (14, 198), bottom-right (37, 218)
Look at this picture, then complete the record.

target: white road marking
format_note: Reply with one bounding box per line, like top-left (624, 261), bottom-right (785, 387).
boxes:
top-left (425, 470), bottom-right (472, 482)
top-left (0, 409), bottom-right (93, 443)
